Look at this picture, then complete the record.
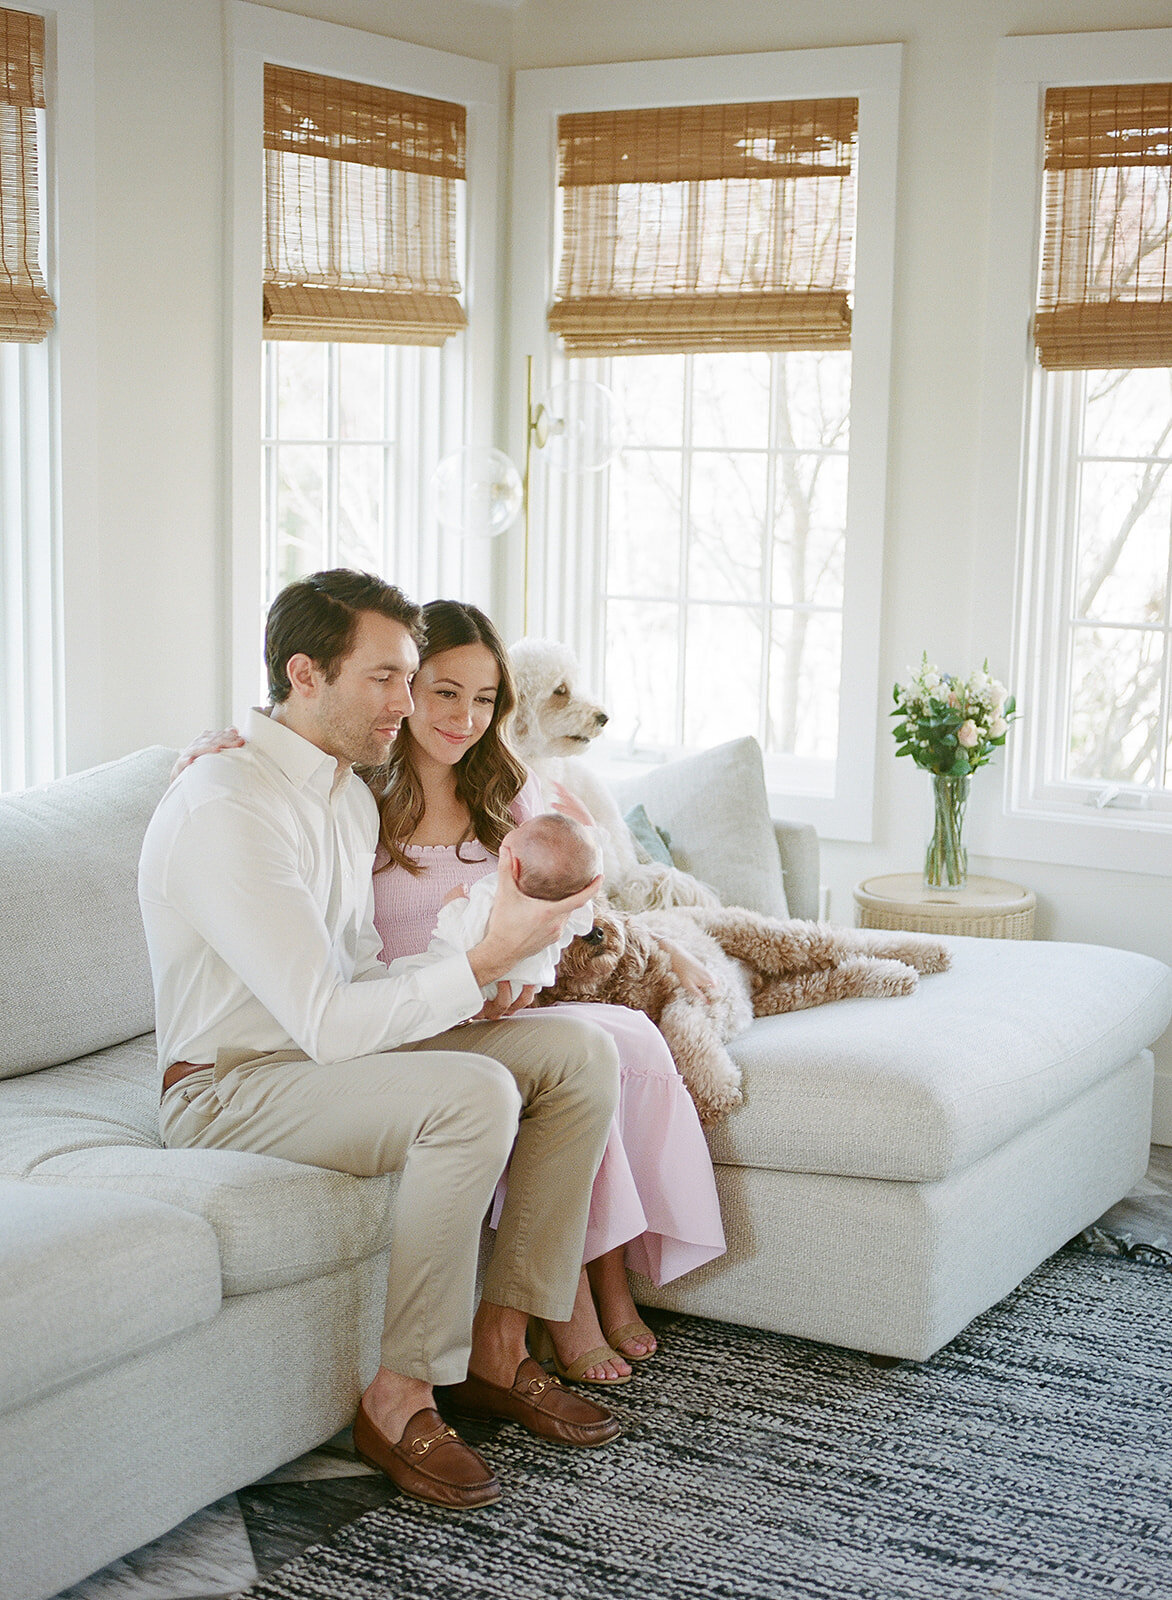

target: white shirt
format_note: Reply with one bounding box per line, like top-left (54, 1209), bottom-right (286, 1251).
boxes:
top-left (431, 874), bottom-right (595, 997)
top-left (138, 708), bottom-right (484, 1072)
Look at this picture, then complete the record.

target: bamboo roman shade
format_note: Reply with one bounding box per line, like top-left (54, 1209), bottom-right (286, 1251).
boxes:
top-left (0, 6), bottom-right (54, 343)
top-left (549, 98), bottom-right (858, 356)
top-left (1036, 83), bottom-right (1172, 370)
top-left (263, 65), bottom-right (467, 344)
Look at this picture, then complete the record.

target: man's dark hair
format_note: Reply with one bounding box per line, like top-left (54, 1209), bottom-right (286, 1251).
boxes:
top-left (265, 569), bottom-right (424, 704)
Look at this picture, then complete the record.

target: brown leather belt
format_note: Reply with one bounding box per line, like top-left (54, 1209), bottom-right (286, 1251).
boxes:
top-left (162, 1060), bottom-right (213, 1096)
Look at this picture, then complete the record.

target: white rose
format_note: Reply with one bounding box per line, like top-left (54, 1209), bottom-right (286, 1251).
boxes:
top-left (989, 681), bottom-right (1008, 710)
top-left (989, 716), bottom-right (1007, 738)
top-left (957, 720), bottom-right (980, 748)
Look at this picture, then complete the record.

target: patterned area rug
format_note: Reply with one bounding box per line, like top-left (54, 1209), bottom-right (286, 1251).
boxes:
top-left (236, 1248), bottom-right (1172, 1600)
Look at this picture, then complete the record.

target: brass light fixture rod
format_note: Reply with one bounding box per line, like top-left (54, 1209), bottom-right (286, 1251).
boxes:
top-left (521, 354), bottom-right (554, 634)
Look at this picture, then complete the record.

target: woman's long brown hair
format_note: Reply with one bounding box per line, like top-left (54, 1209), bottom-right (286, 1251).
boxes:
top-left (372, 599), bottom-right (528, 874)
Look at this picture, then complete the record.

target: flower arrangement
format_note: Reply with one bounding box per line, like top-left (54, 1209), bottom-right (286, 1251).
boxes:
top-left (890, 655), bottom-right (1017, 777)
top-left (891, 656), bottom-right (1018, 889)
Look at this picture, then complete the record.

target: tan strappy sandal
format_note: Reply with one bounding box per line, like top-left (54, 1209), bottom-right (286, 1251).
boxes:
top-left (527, 1318), bottom-right (632, 1387)
top-left (604, 1320), bottom-right (658, 1362)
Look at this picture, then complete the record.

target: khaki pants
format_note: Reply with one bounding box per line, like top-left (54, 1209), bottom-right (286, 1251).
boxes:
top-left (158, 1013), bottom-right (618, 1386)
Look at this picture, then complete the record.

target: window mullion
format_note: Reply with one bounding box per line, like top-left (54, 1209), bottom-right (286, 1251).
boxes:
top-left (381, 345), bottom-right (395, 587)
top-left (326, 344), bottom-right (340, 569)
top-left (1053, 369), bottom-right (1083, 788)
top-left (592, 355), bottom-right (612, 693)
top-left (677, 356), bottom-right (694, 748)
top-left (390, 345), bottom-right (412, 592)
top-left (1160, 526), bottom-right (1172, 788)
top-left (1, 346), bottom-right (25, 791)
top-left (760, 352), bottom-right (780, 751)
top-left (262, 343), bottom-right (278, 600)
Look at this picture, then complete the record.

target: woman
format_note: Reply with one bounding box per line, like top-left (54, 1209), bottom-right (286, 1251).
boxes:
top-left (179, 599), bottom-right (725, 1384)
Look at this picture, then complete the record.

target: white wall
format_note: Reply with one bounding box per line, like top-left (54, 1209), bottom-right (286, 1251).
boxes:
top-left (70, 0), bottom-right (510, 773)
top-left (68, 0), bottom-right (222, 770)
top-left (71, 0), bottom-right (1172, 1115)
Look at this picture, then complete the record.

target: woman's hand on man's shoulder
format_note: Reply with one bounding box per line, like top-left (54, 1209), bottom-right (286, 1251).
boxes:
top-left (170, 727), bottom-right (245, 782)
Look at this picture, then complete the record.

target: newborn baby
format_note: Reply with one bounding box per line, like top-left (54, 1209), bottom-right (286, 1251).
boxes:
top-left (431, 812), bottom-right (601, 1000)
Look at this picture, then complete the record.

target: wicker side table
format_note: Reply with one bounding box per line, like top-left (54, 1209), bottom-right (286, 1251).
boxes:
top-left (853, 873), bottom-right (1036, 940)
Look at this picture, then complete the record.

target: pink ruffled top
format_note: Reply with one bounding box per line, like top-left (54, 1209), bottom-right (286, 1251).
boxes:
top-left (372, 773), bottom-right (542, 964)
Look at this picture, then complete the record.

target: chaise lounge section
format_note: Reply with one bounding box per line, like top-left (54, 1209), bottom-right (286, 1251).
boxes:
top-left (609, 739), bottom-right (1170, 1357)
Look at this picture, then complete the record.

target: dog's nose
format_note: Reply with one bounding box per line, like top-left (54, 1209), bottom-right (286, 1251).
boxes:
top-left (583, 926), bottom-right (607, 945)
top-left (595, 711), bottom-right (608, 728)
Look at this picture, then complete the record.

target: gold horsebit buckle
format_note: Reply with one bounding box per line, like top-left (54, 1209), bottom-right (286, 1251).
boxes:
top-left (410, 1422), bottom-right (459, 1457)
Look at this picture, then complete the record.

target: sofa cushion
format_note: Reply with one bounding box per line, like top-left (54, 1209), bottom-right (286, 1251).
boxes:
top-left (0, 746), bottom-right (176, 1080)
top-left (0, 1178), bottom-right (221, 1416)
top-left (0, 1033), bottom-right (162, 1171)
top-left (612, 737), bottom-right (788, 916)
top-left (0, 1035), bottom-right (396, 1295)
top-left (711, 936), bottom-right (1172, 1183)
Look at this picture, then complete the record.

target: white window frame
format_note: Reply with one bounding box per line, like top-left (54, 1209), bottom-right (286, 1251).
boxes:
top-left (509, 46), bottom-right (902, 841)
top-left (227, 3), bottom-right (503, 714)
top-left (0, 0), bottom-right (96, 789)
top-left (977, 28), bottom-right (1172, 878)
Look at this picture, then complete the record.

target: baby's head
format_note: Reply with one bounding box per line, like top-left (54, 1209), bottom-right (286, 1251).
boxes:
top-left (505, 813), bottom-right (601, 901)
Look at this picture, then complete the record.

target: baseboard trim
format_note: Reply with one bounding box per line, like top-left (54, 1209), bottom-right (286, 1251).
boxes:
top-left (1152, 1065), bottom-right (1172, 1147)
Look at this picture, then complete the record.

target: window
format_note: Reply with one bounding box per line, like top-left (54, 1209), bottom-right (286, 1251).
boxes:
top-left (981, 30), bottom-right (1172, 875)
top-left (1031, 365), bottom-right (1172, 809)
top-left (1032, 84), bottom-right (1172, 812)
top-left (0, 2), bottom-right (96, 790)
top-left (228, 5), bottom-right (502, 710)
top-left (511, 49), bottom-right (901, 839)
top-left (547, 99), bottom-right (854, 788)
top-left (0, 4), bottom-right (55, 792)
top-left (565, 348), bottom-right (849, 776)
top-left (258, 63), bottom-right (468, 611)
top-left (261, 340), bottom-right (445, 602)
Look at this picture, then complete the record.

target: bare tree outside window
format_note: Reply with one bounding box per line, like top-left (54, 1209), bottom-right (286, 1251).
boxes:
top-left (597, 348), bottom-right (849, 773)
top-left (1066, 364), bottom-right (1172, 791)
top-left (261, 341), bottom-right (444, 607)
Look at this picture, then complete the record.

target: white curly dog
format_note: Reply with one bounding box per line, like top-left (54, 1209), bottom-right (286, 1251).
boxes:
top-left (507, 637), bottom-right (718, 914)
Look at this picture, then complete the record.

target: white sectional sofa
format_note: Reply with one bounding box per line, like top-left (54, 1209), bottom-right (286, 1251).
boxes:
top-left (2, 742), bottom-right (1169, 1600)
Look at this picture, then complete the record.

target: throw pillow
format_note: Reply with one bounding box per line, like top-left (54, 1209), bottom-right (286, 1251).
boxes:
top-left (611, 737), bottom-right (788, 918)
top-left (623, 803), bottom-right (675, 866)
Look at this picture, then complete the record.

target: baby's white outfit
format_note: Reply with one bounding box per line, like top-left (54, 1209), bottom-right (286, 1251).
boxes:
top-left (430, 872), bottom-right (596, 998)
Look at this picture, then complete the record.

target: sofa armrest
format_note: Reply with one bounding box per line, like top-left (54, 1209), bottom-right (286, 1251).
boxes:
top-left (775, 820), bottom-right (820, 922)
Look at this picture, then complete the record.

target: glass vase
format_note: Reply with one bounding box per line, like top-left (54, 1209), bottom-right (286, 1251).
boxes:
top-left (924, 773), bottom-right (970, 890)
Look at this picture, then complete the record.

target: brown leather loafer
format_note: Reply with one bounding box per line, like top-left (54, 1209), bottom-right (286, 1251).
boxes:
top-left (352, 1402), bottom-right (501, 1509)
top-left (442, 1357), bottom-right (622, 1448)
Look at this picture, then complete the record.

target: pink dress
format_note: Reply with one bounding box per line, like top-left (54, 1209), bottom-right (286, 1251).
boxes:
top-left (371, 777), bottom-right (725, 1285)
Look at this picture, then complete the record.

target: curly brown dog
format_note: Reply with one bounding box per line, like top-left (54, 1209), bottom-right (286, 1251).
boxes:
top-left (541, 904), bottom-right (951, 1126)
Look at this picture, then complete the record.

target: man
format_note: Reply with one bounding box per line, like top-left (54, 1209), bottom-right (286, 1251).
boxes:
top-left (139, 569), bottom-right (621, 1511)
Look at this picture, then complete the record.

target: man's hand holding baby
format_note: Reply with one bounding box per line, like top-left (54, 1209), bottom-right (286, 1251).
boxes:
top-left (466, 842), bottom-right (599, 993)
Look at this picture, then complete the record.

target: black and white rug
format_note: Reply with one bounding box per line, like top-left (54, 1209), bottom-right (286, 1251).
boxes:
top-left (235, 1248), bottom-right (1172, 1600)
